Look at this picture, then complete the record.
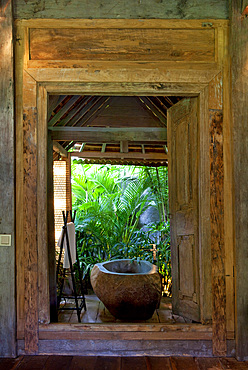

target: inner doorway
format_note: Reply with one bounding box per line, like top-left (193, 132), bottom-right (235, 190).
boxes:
top-left (48, 94), bottom-right (204, 325)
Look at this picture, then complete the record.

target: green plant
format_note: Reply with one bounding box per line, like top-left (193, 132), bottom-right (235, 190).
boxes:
top-left (71, 162), bottom-right (172, 296)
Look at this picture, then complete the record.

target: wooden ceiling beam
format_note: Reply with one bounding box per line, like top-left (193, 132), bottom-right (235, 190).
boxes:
top-left (50, 127), bottom-right (167, 143)
top-left (70, 151), bottom-right (168, 160)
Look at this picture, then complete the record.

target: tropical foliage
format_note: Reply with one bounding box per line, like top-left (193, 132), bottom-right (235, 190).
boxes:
top-left (71, 161), bottom-right (171, 296)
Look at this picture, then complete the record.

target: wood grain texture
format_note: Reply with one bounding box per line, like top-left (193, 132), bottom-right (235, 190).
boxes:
top-left (230, 0), bottom-right (248, 361)
top-left (0, 0), bottom-right (16, 357)
top-left (14, 19), bottom-right (230, 29)
top-left (15, 23), bottom-right (25, 338)
top-left (29, 28), bottom-right (215, 62)
top-left (26, 65), bottom-right (220, 85)
top-left (209, 108), bottom-right (226, 356)
top-left (23, 107), bottom-right (39, 354)
top-left (222, 24), bottom-right (235, 337)
top-left (18, 339), bottom-right (214, 357)
top-left (13, 0), bottom-right (229, 20)
top-left (45, 82), bottom-right (207, 96)
top-left (170, 356), bottom-right (199, 370)
top-left (198, 88), bottom-right (212, 324)
top-left (195, 357), bottom-right (223, 370)
top-left (37, 85), bottom-right (50, 325)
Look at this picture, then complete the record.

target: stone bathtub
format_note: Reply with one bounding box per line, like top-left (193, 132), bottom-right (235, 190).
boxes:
top-left (90, 259), bottom-right (162, 320)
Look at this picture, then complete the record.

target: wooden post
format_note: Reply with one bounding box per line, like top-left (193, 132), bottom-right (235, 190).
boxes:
top-left (47, 132), bottom-right (57, 322)
top-left (230, 0), bottom-right (248, 361)
top-left (0, 0), bottom-right (16, 357)
top-left (23, 105), bottom-right (39, 354)
top-left (209, 73), bottom-right (227, 356)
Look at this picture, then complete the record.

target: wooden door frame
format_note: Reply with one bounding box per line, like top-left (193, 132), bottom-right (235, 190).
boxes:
top-left (15, 19), bottom-right (234, 357)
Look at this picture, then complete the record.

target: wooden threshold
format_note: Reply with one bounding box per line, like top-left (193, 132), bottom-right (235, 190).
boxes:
top-left (17, 323), bottom-right (234, 341)
top-left (17, 323), bottom-right (236, 357)
top-left (38, 323), bottom-right (212, 341)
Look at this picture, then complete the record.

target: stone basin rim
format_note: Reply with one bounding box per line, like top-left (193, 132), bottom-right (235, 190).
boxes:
top-left (95, 259), bottom-right (158, 275)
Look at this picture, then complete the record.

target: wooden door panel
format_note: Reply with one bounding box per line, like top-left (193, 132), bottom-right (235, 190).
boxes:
top-left (175, 118), bottom-right (190, 207)
top-left (168, 97), bottom-right (200, 322)
top-left (178, 235), bottom-right (195, 298)
top-left (176, 211), bottom-right (194, 235)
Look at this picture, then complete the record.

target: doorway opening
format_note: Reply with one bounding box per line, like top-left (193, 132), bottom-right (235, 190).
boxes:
top-left (48, 94), bottom-right (201, 326)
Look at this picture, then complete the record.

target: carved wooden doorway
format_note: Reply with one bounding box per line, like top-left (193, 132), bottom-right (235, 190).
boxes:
top-left (15, 19), bottom-right (233, 356)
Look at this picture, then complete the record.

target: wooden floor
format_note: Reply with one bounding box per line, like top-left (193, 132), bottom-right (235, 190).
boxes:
top-left (1, 356), bottom-right (248, 370)
top-left (58, 294), bottom-right (192, 324)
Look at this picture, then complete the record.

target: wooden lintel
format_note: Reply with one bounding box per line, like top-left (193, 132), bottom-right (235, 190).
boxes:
top-left (53, 141), bottom-right (68, 158)
top-left (49, 127), bottom-right (166, 143)
top-left (70, 151), bottom-right (167, 161)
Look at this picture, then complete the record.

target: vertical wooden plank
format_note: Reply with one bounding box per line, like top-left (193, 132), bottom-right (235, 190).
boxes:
top-left (23, 106), bottom-right (39, 354)
top-left (199, 87), bottom-right (213, 323)
top-left (15, 23), bottom-right (32, 340)
top-left (198, 87), bottom-right (212, 324)
top-left (222, 23), bottom-right (235, 338)
top-left (22, 70), bottom-right (39, 354)
top-left (0, 0), bottom-right (16, 357)
top-left (209, 73), bottom-right (226, 356)
top-left (47, 131), bottom-right (57, 322)
top-left (37, 85), bottom-right (50, 324)
top-left (22, 108), bottom-right (38, 354)
top-left (230, 0), bottom-right (248, 361)
top-left (15, 21), bottom-right (25, 339)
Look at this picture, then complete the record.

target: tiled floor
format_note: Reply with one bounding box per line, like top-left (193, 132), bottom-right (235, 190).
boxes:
top-left (58, 293), bottom-right (192, 324)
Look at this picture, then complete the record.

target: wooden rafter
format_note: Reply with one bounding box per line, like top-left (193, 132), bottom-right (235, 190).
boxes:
top-left (48, 95), bottom-right (66, 119)
top-left (54, 95), bottom-right (86, 126)
top-left (48, 95), bottom-right (81, 126)
top-left (75, 96), bottom-right (111, 127)
top-left (139, 96), bottom-right (167, 126)
top-left (58, 96), bottom-right (96, 127)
